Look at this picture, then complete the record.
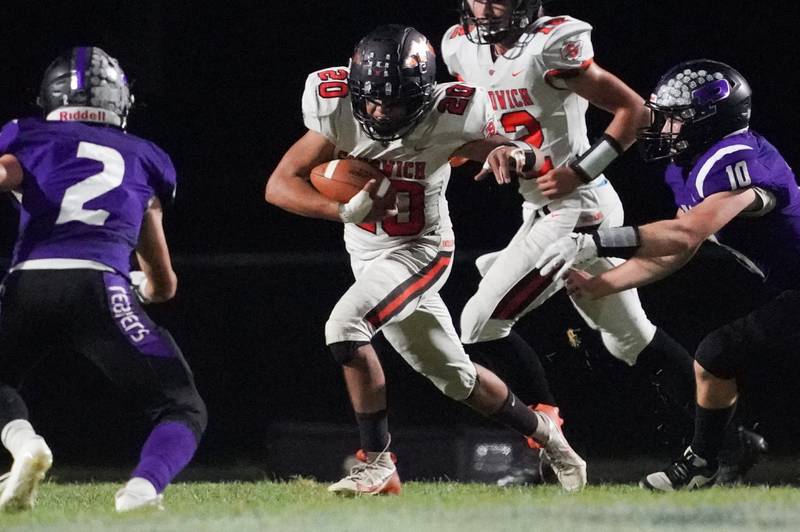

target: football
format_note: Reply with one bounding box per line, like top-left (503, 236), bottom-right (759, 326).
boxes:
top-left (310, 158), bottom-right (390, 203)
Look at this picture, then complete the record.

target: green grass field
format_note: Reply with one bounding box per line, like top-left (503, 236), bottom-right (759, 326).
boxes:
top-left (2, 480), bottom-right (800, 532)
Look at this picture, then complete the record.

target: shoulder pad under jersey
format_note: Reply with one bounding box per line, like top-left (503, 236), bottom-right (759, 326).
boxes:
top-left (434, 82), bottom-right (497, 141)
top-left (302, 66), bottom-right (350, 142)
top-left (538, 16), bottom-right (594, 74)
top-left (693, 141), bottom-right (760, 199)
top-left (441, 24), bottom-right (469, 79)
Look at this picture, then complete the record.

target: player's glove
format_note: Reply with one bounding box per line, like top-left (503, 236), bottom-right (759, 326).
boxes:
top-left (535, 233), bottom-right (598, 279)
top-left (338, 189), bottom-right (374, 224)
top-left (130, 270), bottom-right (151, 305)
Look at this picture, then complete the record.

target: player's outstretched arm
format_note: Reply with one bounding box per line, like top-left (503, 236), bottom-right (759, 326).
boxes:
top-left (135, 197), bottom-right (177, 303)
top-left (455, 136), bottom-right (545, 184)
top-left (0, 154), bottom-right (23, 191)
top-left (265, 130), bottom-right (343, 221)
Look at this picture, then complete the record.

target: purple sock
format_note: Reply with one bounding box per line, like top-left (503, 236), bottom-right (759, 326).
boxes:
top-left (131, 421), bottom-right (198, 493)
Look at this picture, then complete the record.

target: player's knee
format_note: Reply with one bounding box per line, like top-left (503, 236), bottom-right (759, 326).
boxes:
top-left (695, 329), bottom-right (739, 380)
top-left (427, 362), bottom-right (477, 401)
top-left (329, 341), bottom-right (369, 366)
top-left (600, 323), bottom-right (657, 366)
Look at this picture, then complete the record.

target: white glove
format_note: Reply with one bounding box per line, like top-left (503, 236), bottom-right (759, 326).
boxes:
top-left (130, 270), bottom-right (151, 304)
top-left (338, 189), bottom-right (374, 224)
top-left (535, 233), bottom-right (598, 279)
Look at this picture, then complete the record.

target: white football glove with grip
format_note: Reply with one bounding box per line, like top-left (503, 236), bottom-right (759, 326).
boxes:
top-left (536, 233), bottom-right (599, 279)
top-left (337, 179), bottom-right (391, 224)
top-left (130, 270), bottom-right (151, 305)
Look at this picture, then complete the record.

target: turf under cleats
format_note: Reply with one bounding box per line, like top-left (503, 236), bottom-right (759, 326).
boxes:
top-left (716, 426), bottom-right (768, 485)
top-left (328, 449), bottom-right (402, 496)
top-left (641, 446), bottom-right (718, 491)
top-left (530, 411), bottom-right (587, 492)
top-left (0, 437), bottom-right (53, 512)
top-left (115, 477), bottom-right (164, 512)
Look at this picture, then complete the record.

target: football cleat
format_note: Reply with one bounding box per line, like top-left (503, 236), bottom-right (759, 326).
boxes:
top-left (531, 411), bottom-right (587, 492)
top-left (0, 437), bottom-right (53, 512)
top-left (640, 446), bottom-right (718, 491)
top-left (328, 449), bottom-right (402, 496)
top-left (526, 404), bottom-right (564, 450)
top-left (716, 426), bottom-right (768, 485)
top-left (115, 477), bottom-right (164, 512)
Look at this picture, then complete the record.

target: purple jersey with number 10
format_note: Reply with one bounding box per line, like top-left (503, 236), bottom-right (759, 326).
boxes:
top-left (665, 130), bottom-right (800, 289)
top-left (0, 118), bottom-right (176, 277)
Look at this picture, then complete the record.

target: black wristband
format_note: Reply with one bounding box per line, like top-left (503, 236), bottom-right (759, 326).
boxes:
top-left (592, 225), bottom-right (641, 259)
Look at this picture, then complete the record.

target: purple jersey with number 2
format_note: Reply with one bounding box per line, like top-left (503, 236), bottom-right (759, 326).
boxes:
top-left (0, 118), bottom-right (176, 277)
top-left (664, 130), bottom-right (800, 289)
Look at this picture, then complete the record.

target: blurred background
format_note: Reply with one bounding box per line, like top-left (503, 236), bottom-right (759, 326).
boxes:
top-left (0, 1), bottom-right (798, 482)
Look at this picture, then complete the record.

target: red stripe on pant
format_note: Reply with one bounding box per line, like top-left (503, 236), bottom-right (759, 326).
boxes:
top-left (366, 252), bottom-right (452, 328)
top-left (491, 269), bottom-right (555, 320)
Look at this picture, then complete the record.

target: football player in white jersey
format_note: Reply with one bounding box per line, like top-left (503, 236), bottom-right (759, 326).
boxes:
top-left (266, 24), bottom-right (586, 495)
top-left (442, 0), bottom-right (701, 441)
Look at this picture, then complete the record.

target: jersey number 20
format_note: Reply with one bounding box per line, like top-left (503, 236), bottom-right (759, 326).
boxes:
top-left (56, 142), bottom-right (125, 226)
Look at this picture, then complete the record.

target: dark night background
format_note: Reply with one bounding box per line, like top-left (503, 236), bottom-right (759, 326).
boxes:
top-left (1, 1), bottom-right (799, 481)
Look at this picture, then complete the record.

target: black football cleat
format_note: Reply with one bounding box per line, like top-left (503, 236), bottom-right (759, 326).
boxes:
top-left (716, 425), bottom-right (768, 485)
top-left (640, 447), bottom-right (718, 491)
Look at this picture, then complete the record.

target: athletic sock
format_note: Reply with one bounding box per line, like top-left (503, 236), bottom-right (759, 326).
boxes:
top-left (489, 390), bottom-right (539, 437)
top-left (692, 404), bottom-right (736, 468)
top-left (636, 328), bottom-right (695, 417)
top-left (355, 409), bottom-right (390, 452)
top-left (131, 421), bottom-right (198, 493)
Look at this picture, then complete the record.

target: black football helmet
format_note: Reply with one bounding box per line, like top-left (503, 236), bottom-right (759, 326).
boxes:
top-left (38, 46), bottom-right (133, 128)
top-left (638, 59), bottom-right (752, 166)
top-left (349, 25), bottom-right (437, 142)
top-left (459, 0), bottom-right (542, 44)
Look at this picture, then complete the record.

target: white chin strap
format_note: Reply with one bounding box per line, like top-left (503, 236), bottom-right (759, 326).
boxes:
top-left (46, 106), bottom-right (122, 127)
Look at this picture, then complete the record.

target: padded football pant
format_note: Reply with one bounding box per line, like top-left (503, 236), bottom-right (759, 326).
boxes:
top-left (325, 233), bottom-right (477, 400)
top-left (460, 180), bottom-right (657, 365)
top-left (0, 269), bottom-right (206, 438)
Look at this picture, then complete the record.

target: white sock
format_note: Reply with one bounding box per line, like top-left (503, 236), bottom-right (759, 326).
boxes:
top-left (123, 477), bottom-right (157, 498)
top-left (1, 419), bottom-right (39, 459)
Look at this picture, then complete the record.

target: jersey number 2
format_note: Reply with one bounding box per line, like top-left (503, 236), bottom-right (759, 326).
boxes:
top-left (56, 142), bottom-right (125, 226)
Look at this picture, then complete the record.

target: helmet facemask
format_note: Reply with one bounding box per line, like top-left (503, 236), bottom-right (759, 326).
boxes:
top-left (459, 0), bottom-right (541, 45)
top-left (349, 25), bottom-right (436, 142)
top-left (637, 61), bottom-right (752, 166)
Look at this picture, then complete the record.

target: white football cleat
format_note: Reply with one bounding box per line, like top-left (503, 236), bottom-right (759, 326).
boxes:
top-left (115, 477), bottom-right (164, 512)
top-left (534, 412), bottom-right (587, 492)
top-left (0, 437), bottom-right (53, 512)
top-left (328, 449), bottom-right (402, 496)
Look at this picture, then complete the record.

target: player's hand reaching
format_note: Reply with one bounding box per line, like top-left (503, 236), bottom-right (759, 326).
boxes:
top-left (535, 233), bottom-right (598, 279)
top-left (338, 179), bottom-right (398, 224)
top-left (536, 165), bottom-right (583, 199)
top-left (564, 269), bottom-right (602, 299)
top-left (474, 145), bottom-right (527, 184)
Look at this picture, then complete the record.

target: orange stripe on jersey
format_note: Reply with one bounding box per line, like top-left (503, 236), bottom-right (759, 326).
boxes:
top-left (491, 268), bottom-right (555, 320)
top-left (366, 250), bottom-right (453, 328)
top-left (545, 58), bottom-right (594, 80)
